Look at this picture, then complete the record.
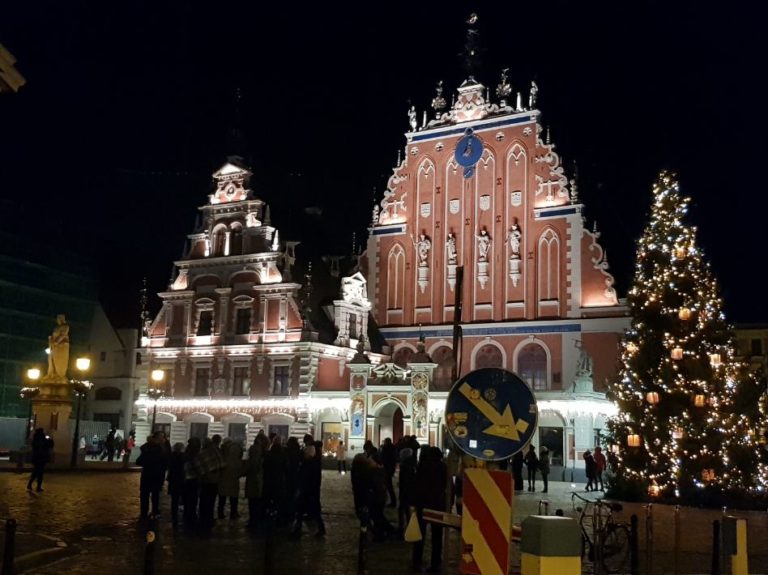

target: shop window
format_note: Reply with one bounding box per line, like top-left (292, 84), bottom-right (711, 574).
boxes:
top-left (268, 424), bottom-right (289, 442)
top-left (190, 422), bottom-right (209, 440)
top-left (321, 422), bottom-right (343, 457)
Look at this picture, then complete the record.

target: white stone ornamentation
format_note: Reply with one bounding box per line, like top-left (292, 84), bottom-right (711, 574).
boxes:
top-left (507, 222), bottom-right (522, 287)
top-left (449, 199), bottom-right (461, 214)
top-left (510, 191), bottom-right (522, 207)
top-left (479, 195), bottom-right (491, 211)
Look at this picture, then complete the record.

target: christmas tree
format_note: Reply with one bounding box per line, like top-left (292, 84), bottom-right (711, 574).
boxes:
top-left (608, 171), bottom-right (767, 497)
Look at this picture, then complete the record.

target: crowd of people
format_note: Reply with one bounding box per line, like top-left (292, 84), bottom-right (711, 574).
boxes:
top-left (81, 429), bottom-right (136, 463)
top-left (136, 430), bottom-right (325, 537)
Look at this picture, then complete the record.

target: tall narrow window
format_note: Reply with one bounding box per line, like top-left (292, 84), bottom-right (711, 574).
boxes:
top-left (518, 343), bottom-right (548, 391)
top-left (235, 308), bottom-right (251, 335)
top-left (232, 366), bottom-right (249, 396)
top-left (349, 313), bottom-right (358, 340)
top-left (537, 229), bottom-right (560, 301)
top-left (273, 366), bottom-right (290, 396)
top-left (387, 245), bottom-right (405, 310)
top-left (194, 368), bottom-right (210, 396)
top-left (198, 311), bottom-right (213, 336)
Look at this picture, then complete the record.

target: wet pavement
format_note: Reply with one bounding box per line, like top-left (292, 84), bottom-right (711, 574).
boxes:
top-left (0, 469), bottom-right (766, 574)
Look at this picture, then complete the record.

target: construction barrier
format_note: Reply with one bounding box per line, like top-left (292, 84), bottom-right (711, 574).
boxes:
top-left (722, 516), bottom-right (748, 575)
top-left (520, 516), bottom-right (581, 575)
top-left (460, 469), bottom-right (514, 575)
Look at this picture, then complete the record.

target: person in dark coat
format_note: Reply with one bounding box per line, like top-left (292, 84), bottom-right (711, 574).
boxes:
top-left (182, 437), bottom-right (201, 526)
top-left (283, 436), bottom-right (301, 523)
top-left (137, 431), bottom-right (169, 520)
top-left (412, 446), bottom-right (448, 572)
top-left (27, 428), bottom-right (53, 492)
top-left (524, 444), bottom-right (539, 492)
top-left (512, 450), bottom-right (525, 492)
top-left (167, 442), bottom-right (186, 526)
top-left (380, 437), bottom-right (398, 508)
top-left (291, 443), bottom-right (326, 537)
top-left (102, 429), bottom-right (116, 462)
top-left (583, 450), bottom-right (597, 491)
top-left (262, 435), bottom-right (287, 522)
top-left (538, 446), bottom-right (550, 494)
top-left (397, 447), bottom-right (416, 537)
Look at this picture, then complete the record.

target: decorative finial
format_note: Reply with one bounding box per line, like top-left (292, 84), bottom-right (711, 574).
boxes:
top-left (462, 13), bottom-right (481, 81)
top-left (351, 232), bottom-right (357, 256)
top-left (529, 80), bottom-right (538, 108)
top-left (545, 126), bottom-right (551, 145)
top-left (422, 110), bottom-right (427, 129)
top-left (396, 149), bottom-right (402, 166)
top-left (515, 92), bottom-right (522, 111)
top-left (570, 161), bottom-right (579, 204)
top-left (140, 277), bottom-right (150, 338)
top-left (495, 68), bottom-right (511, 107)
top-left (264, 204), bottom-right (272, 225)
top-left (271, 229), bottom-right (280, 252)
top-left (431, 80), bottom-right (446, 115)
top-left (408, 105), bottom-right (418, 131)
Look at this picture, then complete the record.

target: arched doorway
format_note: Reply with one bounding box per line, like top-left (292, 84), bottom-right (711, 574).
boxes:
top-left (374, 402), bottom-right (404, 446)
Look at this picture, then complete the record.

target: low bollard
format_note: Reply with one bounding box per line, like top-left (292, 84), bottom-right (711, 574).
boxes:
top-left (711, 519), bottom-right (721, 575)
top-left (357, 507), bottom-right (369, 575)
top-left (143, 524), bottom-right (155, 575)
top-left (521, 516), bottom-right (581, 575)
top-left (674, 505), bottom-right (681, 575)
top-left (722, 516), bottom-right (748, 575)
top-left (2, 518), bottom-right (17, 575)
top-left (629, 515), bottom-right (639, 575)
top-left (644, 504), bottom-right (654, 575)
top-left (538, 500), bottom-right (550, 516)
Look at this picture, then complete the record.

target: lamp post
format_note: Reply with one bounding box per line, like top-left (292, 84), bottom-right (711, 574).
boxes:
top-left (570, 417), bottom-right (576, 483)
top-left (70, 357), bottom-right (93, 468)
top-left (20, 368), bottom-right (41, 441)
top-left (148, 369), bottom-right (166, 431)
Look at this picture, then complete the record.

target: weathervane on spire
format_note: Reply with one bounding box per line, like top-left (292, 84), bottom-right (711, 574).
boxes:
top-left (461, 13), bottom-right (482, 81)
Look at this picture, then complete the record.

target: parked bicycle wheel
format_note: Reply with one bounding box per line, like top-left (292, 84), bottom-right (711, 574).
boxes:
top-left (601, 523), bottom-right (630, 573)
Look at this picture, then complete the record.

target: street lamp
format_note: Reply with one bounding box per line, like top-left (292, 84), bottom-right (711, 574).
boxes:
top-left (20, 368), bottom-right (41, 441)
top-left (148, 369), bottom-right (166, 431)
top-left (70, 356), bottom-right (93, 468)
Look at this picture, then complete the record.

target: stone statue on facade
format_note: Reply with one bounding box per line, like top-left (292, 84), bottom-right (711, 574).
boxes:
top-left (508, 223), bottom-right (522, 258)
top-left (576, 345), bottom-right (593, 377)
top-left (46, 314), bottom-right (70, 381)
top-left (415, 233), bottom-right (431, 267)
top-left (476, 229), bottom-right (491, 262)
top-left (446, 232), bottom-right (458, 265)
top-left (408, 105), bottom-right (418, 131)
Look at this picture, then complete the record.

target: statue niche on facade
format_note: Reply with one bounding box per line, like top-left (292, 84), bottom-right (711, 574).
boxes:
top-left (46, 314), bottom-right (70, 382)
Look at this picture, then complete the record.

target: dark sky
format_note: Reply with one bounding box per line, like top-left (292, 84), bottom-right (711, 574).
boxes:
top-left (2, 1), bottom-right (766, 328)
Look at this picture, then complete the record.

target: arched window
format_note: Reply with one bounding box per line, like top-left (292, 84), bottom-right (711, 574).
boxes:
top-left (431, 346), bottom-right (455, 391)
top-left (518, 343), bottom-right (548, 390)
top-left (392, 347), bottom-right (414, 369)
top-left (475, 344), bottom-right (503, 369)
top-left (537, 229), bottom-right (560, 301)
top-left (387, 244), bottom-right (405, 310)
top-left (230, 223), bottom-right (243, 255)
top-left (94, 386), bottom-right (122, 401)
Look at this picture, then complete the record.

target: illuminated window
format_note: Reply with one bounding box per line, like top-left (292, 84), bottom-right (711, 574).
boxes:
top-left (518, 343), bottom-right (548, 390)
top-left (194, 368), bottom-right (209, 396)
top-left (272, 366), bottom-right (290, 396)
top-left (232, 366), bottom-right (249, 396)
top-left (475, 344), bottom-right (503, 369)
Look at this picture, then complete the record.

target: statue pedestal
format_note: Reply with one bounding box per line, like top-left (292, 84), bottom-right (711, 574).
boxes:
top-left (572, 374), bottom-right (594, 394)
top-left (31, 379), bottom-right (73, 467)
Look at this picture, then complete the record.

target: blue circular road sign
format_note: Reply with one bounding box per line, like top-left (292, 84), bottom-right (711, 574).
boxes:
top-left (445, 368), bottom-right (538, 461)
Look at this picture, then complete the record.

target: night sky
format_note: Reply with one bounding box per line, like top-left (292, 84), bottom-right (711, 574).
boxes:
top-left (2, 1), bottom-right (766, 328)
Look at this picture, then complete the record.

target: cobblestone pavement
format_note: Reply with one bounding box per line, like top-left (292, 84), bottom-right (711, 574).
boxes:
top-left (1, 470), bottom-right (767, 574)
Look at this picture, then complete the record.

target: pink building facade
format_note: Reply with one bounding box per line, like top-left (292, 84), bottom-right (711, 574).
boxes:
top-left (134, 75), bottom-right (630, 474)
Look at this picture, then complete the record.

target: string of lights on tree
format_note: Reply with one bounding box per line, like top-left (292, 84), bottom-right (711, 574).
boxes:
top-left (607, 171), bottom-right (767, 498)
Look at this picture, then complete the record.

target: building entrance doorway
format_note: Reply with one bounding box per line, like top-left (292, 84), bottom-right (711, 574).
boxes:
top-left (374, 402), bottom-right (404, 446)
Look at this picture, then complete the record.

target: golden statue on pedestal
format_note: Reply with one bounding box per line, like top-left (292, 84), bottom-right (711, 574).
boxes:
top-left (44, 314), bottom-right (70, 382)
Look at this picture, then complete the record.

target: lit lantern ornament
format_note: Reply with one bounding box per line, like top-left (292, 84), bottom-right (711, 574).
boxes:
top-left (626, 342), bottom-right (638, 354)
top-left (701, 469), bottom-right (715, 482)
top-left (646, 391), bottom-right (660, 405)
top-left (678, 308), bottom-right (691, 321)
top-left (627, 434), bottom-right (641, 447)
top-left (671, 347), bottom-right (683, 360)
top-left (675, 247), bottom-right (686, 259)
top-left (648, 481), bottom-right (661, 497)
top-left (672, 427), bottom-right (684, 439)
top-left (693, 394), bottom-right (706, 407)
top-left (709, 353), bottom-right (722, 368)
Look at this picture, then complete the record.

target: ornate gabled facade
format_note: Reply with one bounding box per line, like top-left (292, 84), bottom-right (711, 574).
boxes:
top-left (365, 69), bottom-right (630, 474)
top-left (133, 159), bottom-right (446, 457)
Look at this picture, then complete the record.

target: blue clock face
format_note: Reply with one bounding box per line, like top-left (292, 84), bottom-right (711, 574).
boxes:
top-left (454, 129), bottom-right (483, 178)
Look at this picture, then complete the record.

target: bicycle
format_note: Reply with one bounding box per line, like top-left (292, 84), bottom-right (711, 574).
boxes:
top-left (571, 492), bottom-right (630, 574)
